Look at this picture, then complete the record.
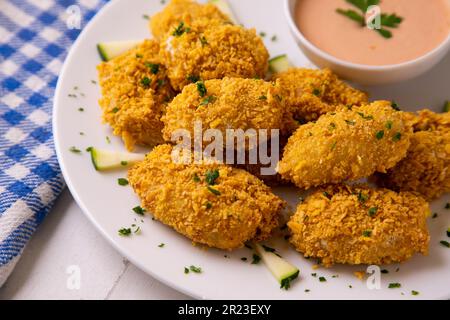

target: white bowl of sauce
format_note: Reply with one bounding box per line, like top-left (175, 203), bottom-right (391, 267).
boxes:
top-left (285, 0), bottom-right (450, 85)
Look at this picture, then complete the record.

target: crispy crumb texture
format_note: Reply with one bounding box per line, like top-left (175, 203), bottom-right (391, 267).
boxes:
top-left (97, 40), bottom-right (174, 150)
top-left (288, 184), bottom-right (430, 266)
top-left (128, 144), bottom-right (285, 249)
top-left (278, 101), bottom-right (412, 189)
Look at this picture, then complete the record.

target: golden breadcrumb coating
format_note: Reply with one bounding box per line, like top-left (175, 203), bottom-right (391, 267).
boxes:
top-left (97, 40), bottom-right (174, 150)
top-left (149, 0), bottom-right (231, 40)
top-left (128, 144), bottom-right (285, 249)
top-left (162, 78), bottom-right (288, 145)
top-left (288, 184), bottom-right (430, 266)
top-left (374, 110), bottom-right (450, 200)
top-left (160, 22), bottom-right (269, 91)
top-left (278, 101), bottom-right (412, 189)
top-left (272, 68), bottom-right (368, 123)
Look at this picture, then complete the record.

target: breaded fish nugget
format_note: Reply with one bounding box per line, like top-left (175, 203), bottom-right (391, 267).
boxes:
top-left (160, 23), bottom-right (268, 90)
top-left (272, 68), bottom-right (368, 122)
top-left (97, 40), bottom-right (174, 150)
top-left (162, 78), bottom-right (287, 144)
top-left (278, 101), bottom-right (412, 189)
top-left (374, 110), bottom-right (450, 200)
top-left (128, 144), bottom-right (285, 249)
top-left (149, 0), bottom-right (231, 39)
top-left (288, 184), bottom-right (430, 266)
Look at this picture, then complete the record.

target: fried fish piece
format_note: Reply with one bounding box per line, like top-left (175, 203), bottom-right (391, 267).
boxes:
top-left (128, 144), bottom-right (285, 250)
top-left (277, 101), bottom-right (412, 189)
top-left (272, 68), bottom-right (368, 123)
top-left (97, 40), bottom-right (174, 150)
top-left (288, 184), bottom-right (430, 266)
top-left (374, 109), bottom-right (450, 200)
top-left (149, 0), bottom-right (231, 40)
top-left (160, 22), bottom-right (269, 91)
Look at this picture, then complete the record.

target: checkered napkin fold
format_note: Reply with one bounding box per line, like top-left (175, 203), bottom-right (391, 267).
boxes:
top-left (0, 0), bottom-right (106, 287)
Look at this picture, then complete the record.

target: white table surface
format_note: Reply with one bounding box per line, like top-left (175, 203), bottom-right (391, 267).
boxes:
top-left (0, 188), bottom-right (190, 300)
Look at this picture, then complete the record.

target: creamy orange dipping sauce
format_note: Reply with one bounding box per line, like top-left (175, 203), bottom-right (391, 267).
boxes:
top-left (296, 0), bottom-right (450, 65)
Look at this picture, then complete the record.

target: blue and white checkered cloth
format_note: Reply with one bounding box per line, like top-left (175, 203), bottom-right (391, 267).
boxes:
top-left (0, 0), bottom-right (107, 287)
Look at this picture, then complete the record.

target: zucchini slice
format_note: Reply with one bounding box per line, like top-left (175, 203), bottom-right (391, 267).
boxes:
top-left (97, 40), bottom-right (141, 61)
top-left (90, 148), bottom-right (145, 171)
top-left (209, 0), bottom-right (239, 24)
top-left (269, 54), bottom-right (292, 73)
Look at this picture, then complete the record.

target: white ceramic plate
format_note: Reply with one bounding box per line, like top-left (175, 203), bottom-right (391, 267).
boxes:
top-left (54, 0), bottom-right (450, 299)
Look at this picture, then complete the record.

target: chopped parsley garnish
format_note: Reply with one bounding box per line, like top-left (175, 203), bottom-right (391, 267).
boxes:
top-left (187, 75), bottom-right (200, 83)
top-left (79, 132), bottom-right (84, 136)
top-left (193, 173), bottom-right (201, 182)
top-left (112, 107), bottom-right (119, 113)
top-left (200, 36), bottom-right (208, 46)
top-left (118, 178), bottom-right (128, 186)
top-left (357, 112), bottom-right (374, 120)
top-left (392, 132), bottom-right (402, 142)
top-left (106, 136), bottom-right (111, 144)
top-left (118, 228), bottom-right (131, 236)
top-left (280, 270), bottom-right (299, 290)
top-left (184, 267), bottom-right (189, 274)
top-left (205, 202), bottom-right (212, 209)
top-left (207, 186), bottom-right (221, 196)
top-left (305, 289), bottom-right (310, 292)
top-left (336, 0), bottom-right (403, 39)
top-left (132, 206), bottom-right (145, 215)
top-left (388, 282), bottom-right (401, 289)
top-left (196, 81), bottom-right (207, 97)
top-left (443, 101), bottom-right (450, 113)
top-left (447, 227), bottom-right (450, 237)
top-left (375, 130), bottom-right (385, 140)
top-left (311, 273), bottom-right (317, 277)
top-left (391, 101), bottom-right (401, 111)
top-left (381, 269), bottom-right (389, 274)
top-left (258, 95), bottom-right (267, 100)
top-left (86, 146), bottom-right (93, 152)
top-left (91, 79), bottom-right (97, 84)
top-left (78, 107), bottom-right (84, 112)
top-left (440, 240), bottom-right (450, 248)
top-left (262, 245), bottom-right (276, 253)
top-left (189, 265), bottom-right (202, 273)
top-left (368, 207), bottom-right (378, 217)
top-left (199, 95), bottom-right (216, 106)
top-left (362, 230), bottom-right (372, 237)
top-left (312, 88), bottom-right (321, 96)
top-left (135, 53), bottom-right (143, 59)
top-left (345, 120), bottom-right (356, 126)
top-left (241, 257), bottom-right (247, 262)
top-left (142, 14), bottom-right (150, 20)
top-left (141, 76), bottom-right (151, 88)
top-left (259, 31), bottom-right (266, 37)
top-left (158, 243), bottom-right (165, 248)
top-left (205, 169), bottom-right (219, 185)
top-left (271, 35), bottom-right (277, 42)
top-left (385, 120), bottom-right (393, 129)
top-left (329, 122), bottom-right (336, 129)
top-left (69, 146), bottom-right (81, 153)
top-left (144, 62), bottom-right (159, 74)
top-left (445, 203), bottom-right (450, 209)
top-left (319, 276), bottom-right (327, 282)
top-left (432, 213), bottom-right (438, 219)
top-left (120, 161), bottom-right (128, 166)
top-left (411, 290), bottom-right (419, 296)
top-left (357, 191), bottom-right (369, 203)
top-left (323, 191), bottom-right (332, 200)
top-left (157, 79), bottom-right (165, 89)
top-left (173, 22), bottom-right (190, 36)
top-left (348, 285), bottom-right (353, 288)
top-left (251, 254), bottom-right (261, 264)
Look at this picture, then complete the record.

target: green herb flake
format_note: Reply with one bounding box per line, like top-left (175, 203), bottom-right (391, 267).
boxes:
top-left (357, 191), bottom-right (369, 203)
top-left (120, 161), bottom-right (128, 166)
top-left (69, 146), bottom-right (81, 153)
top-left (443, 101), bottom-right (450, 113)
top-left (132, 206), bottom-right (146, 215)
top-left (172, 22), bottom-right (189, 37)
top-left (199, 95), bottom-right (216, 106)
top-left (111, 107), bottom-right (119, 113)
top-left (319, 276), bottom-right (327, 282)
top-left (135, 54), bottom-right (143, 59)
top-left (117, 178), bottom-right (129, 186)
top-left (312, 88), bottom-right (321, 96)
top-left (118, 228), bottom-right (131, 236)
top-left (388, 282), bottom-right (401, 289)
top-left (381, 269), bottom-right (389, 274)
top-left (391, 101), bottom-right (401, 111)
top-left (271, 35), bottom-right (277, 42)
top-left (259, 31), bottom-right (266, 37)
top-left (447, 227), bottom-right (450, 238)
top-left (205, 169), bottom-right (219, 185)
top-left (142, 14), bottom-right (150, 20)
top-left (205, 202), bottom-right (212, 209)
top-left (251, 254), bottom-right (261, 265)
top-left (411, 290), bottom-right (419, 296)
top-left (440, 240), bottom-right (450, 248)
top-left (187, 75), bottom-right (200, 83)
top-left (158, 243), bottom-right (165, 248)
top-left (200, 36), bottom-right (208, 46)
top-left (445, 203), bottom-right (450, 209)
top-left (368, 207), bottom-right (378, 217)
top-left (392, 132), bottom-right (402, 142)
top-left (193, 173), bottom-right (201, 182)
top-left (106, 136), bottom-right (111, 144)
top-left (144, 62), bottom-right (160, 74)
top-left (311, 273), bottom-right (317, 277)
top-left (345, 119), bottom-right (356, 126)
top-left (262, 245), bottom-right (276, 253)
top-left (78, 107), bottom-right (84, 112)
top-left (362, 230), bottom-right (372, 237)
top-left (207, 186), bottom-right (221, 196)
top-left (196, 81), bottom-right (207, 97)
top-left (141, 76), bottom-right (151, 88)
top-left (241, 257), bottom-right (247, 262)
top-left (432, 213), bottom-right (438, 219)
top-left (189, 265), bottom-right (202, 273)
top-left (385, 120), bottom-right (393, 129)
top-left (86, 146), bottom-right (93, 152)
top-left (323, 191), bottom-right (332, 200)
top-left (184, 267), bottom-right (189, 274)
top-left (258, 95), bottom-right (267, 100)
top-left (375, 130), bottom-right (385, 140)
top-left (280, 270), bottom-right (299, 290)
top-left (305, 289), bottom-right (310, 292)
top-left (357, 112), bottom-right (374, 120)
